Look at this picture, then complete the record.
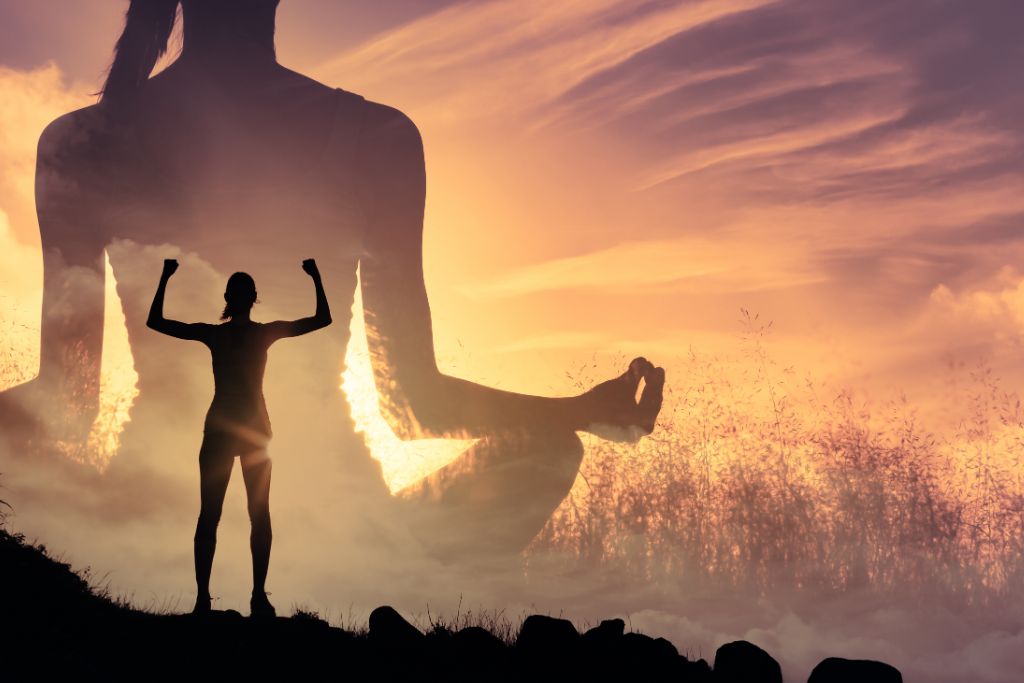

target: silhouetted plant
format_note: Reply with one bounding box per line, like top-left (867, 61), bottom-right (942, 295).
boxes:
top-left (0, 473), bottom-right (9, 525)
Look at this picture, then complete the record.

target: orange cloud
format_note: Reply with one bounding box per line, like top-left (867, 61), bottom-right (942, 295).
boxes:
top-left (469, 235), bottom-right (827, 297)
top-left (319, 0), bottom-right (779, 125)
top-left (925, 267), bottom-right (1024, 343)
top-left (0, 63), bottom-right (91, 385)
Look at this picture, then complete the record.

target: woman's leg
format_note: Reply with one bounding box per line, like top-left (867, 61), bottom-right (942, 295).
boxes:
top-left (240, 449), bottom-right (272, 596)
top-left (398, 427), bottom-right (584, 560)
top-left (195, 432), bottom-right (235, 603)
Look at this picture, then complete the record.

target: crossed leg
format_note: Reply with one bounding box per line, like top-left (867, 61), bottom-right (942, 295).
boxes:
top-left (398, 426), bottom-right (584, 561)
top-left (193, 430), bottom-right (272, 607)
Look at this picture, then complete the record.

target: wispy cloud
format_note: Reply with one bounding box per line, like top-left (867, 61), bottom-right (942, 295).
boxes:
top-left (319, 0), bottom-right (778, 123)
top-left (468, 236), bottom-right (827, 297)
top-left (0, 63), bottom-right (87, 243)
top-left (492, 330), bottom-right (605, 354)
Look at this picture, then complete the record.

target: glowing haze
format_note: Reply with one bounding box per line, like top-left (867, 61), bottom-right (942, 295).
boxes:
top-left (2, 1), bottom-right (1021, 413)
top-left (1, 2), bottom-right (1023, 681)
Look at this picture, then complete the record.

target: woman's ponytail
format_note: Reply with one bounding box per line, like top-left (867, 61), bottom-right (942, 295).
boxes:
top-left (101, 0), bottom-right (180, 102)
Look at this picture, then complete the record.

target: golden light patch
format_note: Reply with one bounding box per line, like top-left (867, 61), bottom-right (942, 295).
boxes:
top-left (57, 252), bottom-right (139, 470)
top-left (341, 274), bottom-right (475, 493)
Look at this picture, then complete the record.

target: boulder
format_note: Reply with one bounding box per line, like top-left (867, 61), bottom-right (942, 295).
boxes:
top-left (714, 640), bottom-right (782, 683)
top-left (454, 625), bottom-right (508, 659)
top-left (515, 614), bottom-right (579, 654)
top-left (368, 605), bottom-right (424, 648)
top-left (515, 613), bottom-right (580, 677)
top-left (420, 626), bottom-right (508, 681)
top-left (808, 657), bottom-right (902, 683)
top-left (583, 618), bottom-right (626, 643)
top-left (686, 658), bottom-right (714, 681)
top-left (619, 632), bottom-right (694, 680)
top-left (623, 632), bottom-right (679, 659)
top-left (581, 618), bottom-right (625, 657)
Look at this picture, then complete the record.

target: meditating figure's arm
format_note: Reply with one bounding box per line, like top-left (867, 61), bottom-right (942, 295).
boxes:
top-left (0, 112), bottom-right (107, 440)
top-left (356, 104), bottom-right (665, 442)
top-left (263, 259), bottom-right (333, 342)
top-left (146, 259), bottom-right (212, 343)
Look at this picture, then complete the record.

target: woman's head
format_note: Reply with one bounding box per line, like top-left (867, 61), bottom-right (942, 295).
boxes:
top-left (222, 272), bottom-right (258, 321)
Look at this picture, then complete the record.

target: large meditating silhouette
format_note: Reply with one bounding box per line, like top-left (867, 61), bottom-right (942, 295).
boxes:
top-left (0, 0), bottom-right (664, 605)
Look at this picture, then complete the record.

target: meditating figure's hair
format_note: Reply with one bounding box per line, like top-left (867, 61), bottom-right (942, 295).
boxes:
top-left (101, 0), bottom-right (180, 102)
top-left (101, 0), bottom-right (281, 102)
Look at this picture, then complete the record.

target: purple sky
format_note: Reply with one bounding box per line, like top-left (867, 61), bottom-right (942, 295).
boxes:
top-left (1, 0), bottom-right (1022, 400)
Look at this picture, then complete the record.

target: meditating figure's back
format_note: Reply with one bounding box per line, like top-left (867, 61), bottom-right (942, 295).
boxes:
top-left (37, 44), bottom-right (393, 503)
top-left (22, 0), bottom-right (665, 577)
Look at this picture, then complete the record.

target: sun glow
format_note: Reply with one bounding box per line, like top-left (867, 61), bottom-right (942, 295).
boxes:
top-left (58, 251), bottom-right (139, 470)
top-left (341, 270), bottom-right (475, 493)
top-left (35, 257), bottom-right (472, 487)
top-left (90, 264), bottom-right (477, 491)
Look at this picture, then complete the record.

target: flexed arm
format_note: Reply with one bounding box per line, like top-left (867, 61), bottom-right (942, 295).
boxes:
top-left (356, 105), bottom-right (664, 441)
top-left (263, 259), bottom-right (333, 342)
top-left (146, 260), bottom-right (211, 342)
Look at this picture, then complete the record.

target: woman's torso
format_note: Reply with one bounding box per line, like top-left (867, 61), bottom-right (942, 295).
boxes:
top-left (203, 321), bottom-right (272, 441)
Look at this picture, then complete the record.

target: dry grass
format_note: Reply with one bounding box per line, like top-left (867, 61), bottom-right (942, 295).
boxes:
top-left (528, 314), bottom-right (1024, 607)
top-left (423, 599), bottom-right (520, 644)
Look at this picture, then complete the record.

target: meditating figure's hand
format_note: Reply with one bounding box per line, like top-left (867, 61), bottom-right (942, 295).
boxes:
top-left (575, 356), bottom-right (665, 443)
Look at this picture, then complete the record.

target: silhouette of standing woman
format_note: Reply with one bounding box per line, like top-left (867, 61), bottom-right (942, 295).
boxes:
top-left (147, 257), bottom-right (331, 616)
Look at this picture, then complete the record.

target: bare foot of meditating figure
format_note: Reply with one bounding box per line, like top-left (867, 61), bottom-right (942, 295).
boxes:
top-left (1, 0), bottom-right (666, 567)
top-left (147, 258), bottom-right (332, 615)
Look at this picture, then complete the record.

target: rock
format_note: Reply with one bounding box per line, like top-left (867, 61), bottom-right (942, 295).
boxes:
top-left (618, 632), bottom-right (691, 680)
top-left (579, 621), bottom-right (710, 681)
top-left (368, 605), bottom-right (424, 647)
top-left (687, 658), bottom-right (714, 681)
top-left (515, 614), bottom-right (580, 677)
top-left (367, 606), bottom-right (426, 680)
top-left (578, 619), bottom-right (622, 678)
top-left (623, 632), bottom-right (679, 659)
top-left (714, 640), bottom-right (783, 683)
top-left (455, 626), bottom-right (506, 651)
top-left (454, 626), bottom-right (508, 660)
top-left (653, 636), bottom-right (679, 658)
top-left (808, 657), bottom-right (902, 683)
top-left (515, 614), bottom-right (579, 654)
top-left (583, 618), bottom-right (626, 643)
top-left (580, 617), bottom-right (626, 670)
top-left (421, 626), bottom-right (508, 682)
top-left (581, 619), bottom-right (625, 657)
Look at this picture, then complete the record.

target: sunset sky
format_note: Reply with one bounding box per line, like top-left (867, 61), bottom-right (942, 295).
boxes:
top-left (2, 4), bottom-right (1023, 678)
top-left (2, 0), bottom-right (1023, 411)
